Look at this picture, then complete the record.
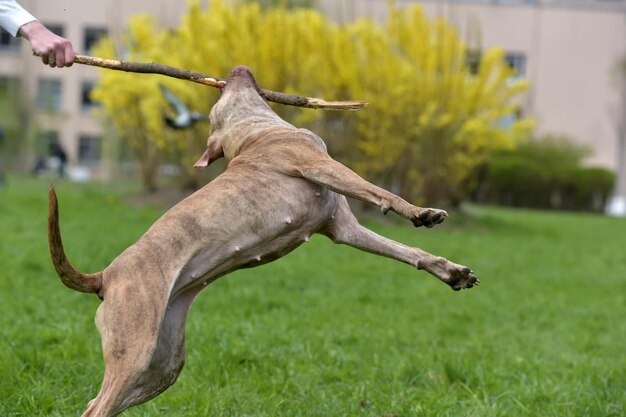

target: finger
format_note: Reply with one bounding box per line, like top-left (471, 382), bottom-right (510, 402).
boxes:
top-left (55, 45), bottom-right (65, 68)
top-left (36, 47), bottom-right (49, 64)
top-left (47, 50), bottom-right (56, 67)
top-left (64, 44), bottom-right (75, 67)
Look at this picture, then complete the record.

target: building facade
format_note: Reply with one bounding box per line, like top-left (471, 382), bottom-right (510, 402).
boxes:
top-left (0, 0), bottom-right (200, 179)
top-left (1, 0), bottom-right (625, 198)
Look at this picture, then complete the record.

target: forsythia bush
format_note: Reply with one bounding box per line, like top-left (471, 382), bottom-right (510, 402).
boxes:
top-left (92, 0), bottom-right (533, 204)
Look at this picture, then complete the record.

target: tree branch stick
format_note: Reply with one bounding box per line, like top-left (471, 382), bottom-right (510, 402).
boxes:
top-left (74, 54), bottom-right (367, 111)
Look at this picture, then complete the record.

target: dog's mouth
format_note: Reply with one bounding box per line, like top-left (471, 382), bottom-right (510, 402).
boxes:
top-left (230, 65), bottom-right (251, 78)
top-left (225, 65), bottom-right (260, 93)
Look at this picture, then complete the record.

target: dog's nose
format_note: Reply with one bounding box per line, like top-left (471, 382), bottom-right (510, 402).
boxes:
top-left (230, 65), bottom-right (251, 77)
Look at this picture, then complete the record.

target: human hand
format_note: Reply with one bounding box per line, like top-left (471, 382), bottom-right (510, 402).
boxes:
top-left (18, 20), bottom-right (76, 67)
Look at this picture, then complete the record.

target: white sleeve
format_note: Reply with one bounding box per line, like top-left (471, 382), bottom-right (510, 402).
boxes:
top-left (0, 0), bottom-right (37, 37)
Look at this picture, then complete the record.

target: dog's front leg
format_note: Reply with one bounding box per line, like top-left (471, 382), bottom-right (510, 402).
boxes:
top-left (322, 197), bottom-right (478, 290)
top-left (293, 147), bottom-right (446, 228)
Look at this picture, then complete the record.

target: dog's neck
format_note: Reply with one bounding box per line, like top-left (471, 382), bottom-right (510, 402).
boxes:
top-left (219, 115), bottom-right (294, 161)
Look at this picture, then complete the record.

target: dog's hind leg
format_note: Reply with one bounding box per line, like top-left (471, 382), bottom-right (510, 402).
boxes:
top-left (81, 299), bottom-right (161, 417)
top-left (81, 278), bottom-right (195, 416)
top-left (118, 289), bottom-right (199, 411)
top-left (321, 197), bottom-right (478, 291)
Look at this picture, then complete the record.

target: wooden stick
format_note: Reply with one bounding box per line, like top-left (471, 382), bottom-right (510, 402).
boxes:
top-left (74, 54), bottom-right (367, 111)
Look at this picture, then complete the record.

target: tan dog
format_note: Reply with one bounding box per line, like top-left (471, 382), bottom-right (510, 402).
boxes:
top-left (48, 66), bottom-right (477, 417)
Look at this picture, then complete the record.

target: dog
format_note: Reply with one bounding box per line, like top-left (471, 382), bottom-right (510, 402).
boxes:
top-left (48, 65), bottom-right (478, 417)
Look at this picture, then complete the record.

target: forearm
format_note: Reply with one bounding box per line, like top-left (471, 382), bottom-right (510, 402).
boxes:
top-left (0, 0), bottom-right (36, 36)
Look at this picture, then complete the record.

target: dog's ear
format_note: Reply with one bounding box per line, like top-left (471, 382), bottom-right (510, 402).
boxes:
top-left (194, 133), bottom-right (224, 168)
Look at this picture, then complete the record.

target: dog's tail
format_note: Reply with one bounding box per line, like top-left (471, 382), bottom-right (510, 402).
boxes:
top-left (48, 185), bottom-right (102, 294)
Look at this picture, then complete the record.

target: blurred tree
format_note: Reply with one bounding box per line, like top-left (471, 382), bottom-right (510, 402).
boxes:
top-left (91, 17), bottom-right (171, 192)
top-left (346, 6), bottom-right (533, 207)
top-left (92, 0), bottom-right (532, 204)
top-left (92, 1), bottom-right (351, 191)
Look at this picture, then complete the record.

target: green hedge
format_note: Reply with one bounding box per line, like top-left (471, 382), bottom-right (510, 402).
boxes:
top-left (474, 136), bottom-right (615, 212)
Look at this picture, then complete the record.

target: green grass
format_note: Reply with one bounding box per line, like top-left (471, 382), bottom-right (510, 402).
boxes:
top-left (1, 177), bottom-right (625, 416)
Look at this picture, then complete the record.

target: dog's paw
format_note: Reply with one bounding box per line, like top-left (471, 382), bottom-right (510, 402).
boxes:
top-left (410, 208), bottom-right (448, 228)
top-left (443, 265), bottom-right (479, 291)
top-left (420, 257), bottom-right (478, 290)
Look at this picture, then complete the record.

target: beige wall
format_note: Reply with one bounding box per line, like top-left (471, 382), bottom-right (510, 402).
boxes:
top-left (317, 0), bottom-right (626, 170)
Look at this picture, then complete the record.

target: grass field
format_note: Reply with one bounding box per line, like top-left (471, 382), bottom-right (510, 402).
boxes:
top-left (0, 177), bottom-right (624, 417)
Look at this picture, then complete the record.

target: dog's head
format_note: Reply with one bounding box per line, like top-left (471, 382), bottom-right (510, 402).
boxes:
top-left (195, 66), bottom-right (282, 167)
top-left (211, 66), bottom-right (270, 129)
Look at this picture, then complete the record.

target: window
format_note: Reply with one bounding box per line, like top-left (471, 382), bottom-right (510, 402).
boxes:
top-left (0, 28), bottom-right (20, 51)
top-left (44, 23), bottom-right (65, 38)
top-left (36, 131), bottom-right (60, 155)
top-left (466, 49), bottom-right (482, 75)
top-left (37, 79), bottom-right (62, 111)
top-left (78, 135), bottom-right (101, 165)
top-left (497, 108), bottom-right (524, 130)
top-left (81, 81), bottom-right (98, 112)
top-left (0, 77), bottom-right (20, 143)
top-left (0, 76), bottom-right (19, 97)
top-left (83, 27), bottom-right (107, 55)
top-left (504, 52), bottom-right (527, 77)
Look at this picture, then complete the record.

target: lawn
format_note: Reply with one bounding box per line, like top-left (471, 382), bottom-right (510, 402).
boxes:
top-left (0, 177), bottom-right (624, 417)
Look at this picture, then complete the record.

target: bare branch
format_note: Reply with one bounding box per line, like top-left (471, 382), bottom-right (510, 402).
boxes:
top-left (74, 54), bottom-right (367, 111)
